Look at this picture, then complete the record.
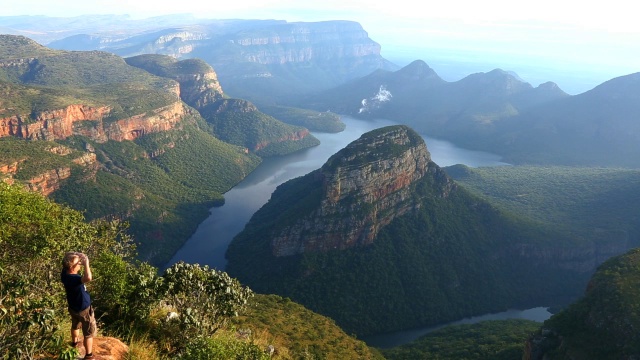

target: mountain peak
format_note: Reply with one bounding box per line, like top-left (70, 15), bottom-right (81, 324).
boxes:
top-left (458, 67), bottom-right (533, 95)
top-left (268, 125), bottom-right (438, 256)
top-left (395, 60), bottom-right (443, 83)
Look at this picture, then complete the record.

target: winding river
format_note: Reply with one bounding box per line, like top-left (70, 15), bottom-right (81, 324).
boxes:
top-left (163, 116), bottom-right (543, 348)
top-left (166, 116), bottom-right (508, 270)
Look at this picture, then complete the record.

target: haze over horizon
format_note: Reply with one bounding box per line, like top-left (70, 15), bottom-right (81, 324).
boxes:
top-left (3, 0), bottom-right (639, 95)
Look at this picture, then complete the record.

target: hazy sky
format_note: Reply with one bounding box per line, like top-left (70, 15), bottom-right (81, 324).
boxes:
top-left (4, 0), bottom-right (639, 94)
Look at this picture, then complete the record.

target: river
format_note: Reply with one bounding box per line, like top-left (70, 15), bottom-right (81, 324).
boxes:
top-left (166, 116), bottom-right (508, 270)
top-left (362, 307), bottom-right (551, 348)
top-left (164, 116), bottom-right (546, 349)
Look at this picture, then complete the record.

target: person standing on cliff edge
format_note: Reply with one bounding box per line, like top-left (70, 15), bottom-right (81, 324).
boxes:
top-left (61, 252), bottom-right (96, 359)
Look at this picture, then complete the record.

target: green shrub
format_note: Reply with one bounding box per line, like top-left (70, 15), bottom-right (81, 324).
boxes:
top-left (160, 262), bottom-right (254, 351)
top-left (178, 335), bottom-right (270, 360)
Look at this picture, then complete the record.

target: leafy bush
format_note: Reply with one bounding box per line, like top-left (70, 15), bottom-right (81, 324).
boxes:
top-left (178, 335), bottom-right (270, 360)
top-left (160, 262), bottom-right (253, 350)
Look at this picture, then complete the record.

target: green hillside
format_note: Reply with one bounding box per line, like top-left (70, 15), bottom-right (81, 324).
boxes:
top-left (1, 114), bottom-right (260, 266)
top-left (383, 319), bottom-right (541, 360)
top-left (51, 117), bottom-right (260, 265)
top-left (0, 35), bottom-right (178, 119)
top-left (125, 54), bottom-right (214, 78)
top-left (525, 248), bottom-right (640, 359)
top-left (0, 182), bottom-right (382, 359)
top-left (204, 99), bottom-right (321, 157)
top-left (0, 35), bottom-right (268, 266)
top-left (447, 165), bottom-right (640, 247)
top-left (125, 53), bottom-right (322, 157)
top-left (257, 104), bottom-right (346, 133)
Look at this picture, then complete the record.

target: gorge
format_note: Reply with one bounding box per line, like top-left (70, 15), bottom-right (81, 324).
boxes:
top-left (166, 116), bottom-right (508, 270)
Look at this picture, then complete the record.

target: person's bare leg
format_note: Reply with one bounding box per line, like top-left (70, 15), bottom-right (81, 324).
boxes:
top-left (71, 328), bottom-right (80, 345)
top-left (84, 336), bottom-right (93, 355)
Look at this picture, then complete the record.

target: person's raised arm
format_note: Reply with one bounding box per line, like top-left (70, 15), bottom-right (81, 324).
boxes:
top-left (81, 254), bottom-right (92, 283)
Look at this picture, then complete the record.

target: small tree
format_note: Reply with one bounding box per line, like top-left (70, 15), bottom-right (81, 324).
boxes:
top-left (161, 262), bottom-right (253, 350)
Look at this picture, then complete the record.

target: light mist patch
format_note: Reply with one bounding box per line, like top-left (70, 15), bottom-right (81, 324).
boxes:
top-left (359, 85), bottom-right (392, 113)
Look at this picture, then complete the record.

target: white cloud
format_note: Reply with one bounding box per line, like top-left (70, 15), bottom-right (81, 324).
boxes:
top-left (359, 85), bottom-right (392, 114)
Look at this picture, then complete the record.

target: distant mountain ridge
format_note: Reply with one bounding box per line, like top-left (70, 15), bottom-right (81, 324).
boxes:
top-left (493, 72), bottom-right (640, 166)
top-left (291, 61), bottom-right (569, 138)
top-left (40, 18), bottom-right (397, 105)
top-left (294, 59), bottom-right (640, 167)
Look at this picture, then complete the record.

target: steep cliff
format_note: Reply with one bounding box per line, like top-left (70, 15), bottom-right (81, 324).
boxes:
top-left (0, 102), bottom-right (186, 142)
top-left (124, 55), bottom-right (224, 110)
top-left (524, 248), bottom-right (640, 360)
top-left (270, 125), bottom-right (439, 256)
top-left (226, 125), bottom-right (590, 336)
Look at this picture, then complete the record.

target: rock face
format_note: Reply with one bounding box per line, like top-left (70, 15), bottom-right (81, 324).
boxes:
top-left (105, 102), bottom-right (185, 142)
top-left (271, 125), bottom-right (451, 256)
top-left (227, 21), bottom-right (382, 65)
top-left (124, 56), bottom-right (225, 111)
top-left (77, 336), bottom-right (129, 360)
top-left (176, 71), bottom-right (224, 109)
top-left (0, 102), bottom-right (185, 142)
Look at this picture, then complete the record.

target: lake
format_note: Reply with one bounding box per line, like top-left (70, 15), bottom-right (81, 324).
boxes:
top-left (166, 116), bottom-right (508, 270)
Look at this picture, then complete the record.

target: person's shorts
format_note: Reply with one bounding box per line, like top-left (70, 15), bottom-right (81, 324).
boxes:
top-left (69, 305), bottom-right (97, 338)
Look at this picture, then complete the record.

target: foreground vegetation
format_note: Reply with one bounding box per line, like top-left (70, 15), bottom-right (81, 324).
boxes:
top-left (0, 182), bottom-right (382, 359)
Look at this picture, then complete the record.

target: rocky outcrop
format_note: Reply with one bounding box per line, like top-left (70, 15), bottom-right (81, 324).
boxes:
top-left (76, 336), bottom-right (129, 360)
top-left (175, 71), bottom-right (224, 109)
top-left (0, 102), bottom-right (186, 142)
top-left (271, 125), bottom-right (451, 256)
top-left (1, 144), bottom-right (97, 196)
top-left (0, 105), bottom-right (110, 140)
top-left (105, 102), bottom-right (185, 141)
top-left (24, 167), bottom-right (71, 196)
top-left (0, 161), bottom-right (20, 175)
top-left (124, 56), bottom-right (223, 111)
